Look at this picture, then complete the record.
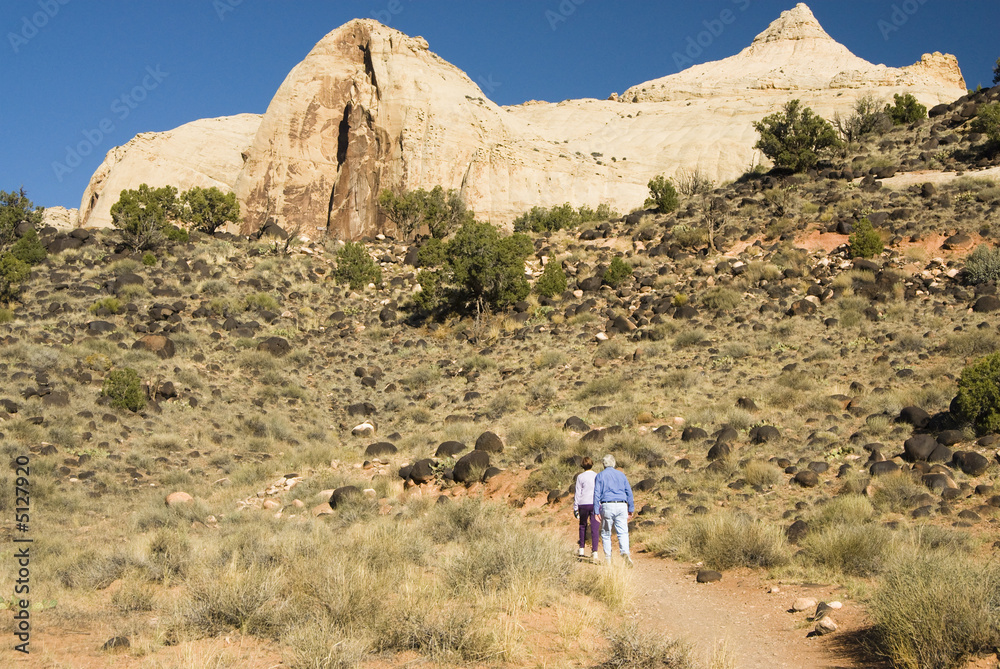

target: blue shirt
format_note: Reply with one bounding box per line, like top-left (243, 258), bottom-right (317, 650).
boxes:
top-left (593, 467), bottom-right (634, 516)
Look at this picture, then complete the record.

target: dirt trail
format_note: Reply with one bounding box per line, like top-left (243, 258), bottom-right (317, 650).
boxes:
top-left (629, 553), bottom-right (873, 669)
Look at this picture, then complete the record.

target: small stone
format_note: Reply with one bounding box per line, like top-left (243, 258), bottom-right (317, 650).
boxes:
top-left (814, 616), bottom-right (838, 635)
top-left (262, 500), bottom-right (280, 510)
top-left (311, 503), bottom-right (333, 516)
top-left (696, 569), bottom-right (722, 583)
top-left (792, 597), bottom-right (817, 612)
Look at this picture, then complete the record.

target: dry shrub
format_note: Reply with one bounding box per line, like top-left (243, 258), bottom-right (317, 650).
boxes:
top-left (660, 511), bottom-right (789, 570)
top-left (867, 552), bottom-right (1000, 669)
top-left (742, 460), bottom-right (783, 488)
top-left (802, 523), bottom-right (895, 577)
top-left (602, 621), bottom-right (695, 669)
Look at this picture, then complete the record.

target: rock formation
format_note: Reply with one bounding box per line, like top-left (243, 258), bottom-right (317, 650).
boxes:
top-left (78, 114), bottom-right (261, 228)
top-left (78, 3), bottom-right (966, 238)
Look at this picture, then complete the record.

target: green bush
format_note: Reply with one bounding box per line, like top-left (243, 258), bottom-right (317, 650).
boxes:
top-left (335, 242), bottom-right (382, 290)
top-left (102, 368), bottom-right (146, 412)
top-left (181, 186), bottom-right (240, 233)
top-left (513, 202), bottom-right (616, 233)
top-left (835, 94), bottom-right (892, 142)
top-left (141, 252), bottom-right (157, 266)
top-left (110, 184), bottom-right (180, 252)
top-left (972, 103), bottom-right (1000, 145)
top-left (412, 269), bottom-right (443, 312)
top-left (0, 307), bottom-right (12, 323)
top-left (644, 176), bottom-right (679, 214)
top-left (867, 552), bottom-right (1000, 669)
top-left (955, 352), bottom-right (1000, 434)
top-left (603, 257), bottom-right (632, 288)
top-left (10, 229), bottom-right (46, 265)
top-left (885, 92), bottom-right (927, 125)
top-left (994, 57), bottom-right (1000, 86)
top-left (964, 244), bottom-right (1000, 284)
top-left (378, 186), bottom-right (472, 239)
top-left (848, 217), bottom-right (883, 258)
top-left (89, 297), bottom-right (123, 315)
top-left (416, 237), bottom-right (446, 267)
top-left (753, 99), bottom-right (841, 172)
top-left (163, 224), bottom-right (189, 243)
top-left (0, 188), bottom-right (44, 247)
top-left (535, 261), bottom-right (567, 298)
top-left (0, 253), bottom-right (30, 304)
top-left (446, 221), bottom-right (531, 313)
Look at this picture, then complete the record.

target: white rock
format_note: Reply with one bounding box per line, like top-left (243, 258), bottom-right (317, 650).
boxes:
top-left (352, 421), bottom-right (376, 437)
top-left (828, 601), bottom-right (843, 609)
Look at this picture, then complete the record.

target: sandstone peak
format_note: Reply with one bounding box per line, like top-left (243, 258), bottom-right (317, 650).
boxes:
top-left (77, 9), bottom-right (968, 238)
top-left (752, 3), bottom-right (831, 44)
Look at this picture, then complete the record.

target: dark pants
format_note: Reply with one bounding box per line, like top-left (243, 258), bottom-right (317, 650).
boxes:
top-left (578, 504), bottom-right (599, 551)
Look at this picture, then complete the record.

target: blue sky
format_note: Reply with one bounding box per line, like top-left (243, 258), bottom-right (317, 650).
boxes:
top-left (2, 0), bottom-right (998, 211)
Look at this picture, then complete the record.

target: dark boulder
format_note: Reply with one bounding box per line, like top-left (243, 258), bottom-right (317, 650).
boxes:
top-left (793, 470), bottom-right (819, 488)
top-left (434, 441), bottom-right (467, 458)
top-left (973, 296), bottom-right (1000, 313)
top-left (904, 434), bottom-right (938, 462)
top-left (707, 442), bottom-right (731, 461)
top-left (563, 416), bottom-right (590, 432)
top-left (364, 442), bottom-right (398, 458)
top-left (409, 458), bottom-right (436, 485)
top-left (454, 450), bottom-right (490, 484)
top-left (257, 336), bottom-right (291, 357)
top-left (953, 451), bottom-right (990, 477)
top-left (898, 406), bottom-right (930, 428)
top-left (786, 519), bottom-right (809, 544)
top-left (682, 426), bottom-right (708, 442)
top-left (475, 431), bottom-right (504, 454)
top-left (347, 402), bottom-right (377, 417)
top-left (697, 570), bottom-right (722, 583)
top-left (329, 486), bottom-right (363, 509)
top-left (749, 425), bottom-right (780, 444)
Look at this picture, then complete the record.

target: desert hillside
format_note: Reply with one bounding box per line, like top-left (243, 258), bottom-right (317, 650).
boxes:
top-left (4, 82), bottom-right (1000, 668)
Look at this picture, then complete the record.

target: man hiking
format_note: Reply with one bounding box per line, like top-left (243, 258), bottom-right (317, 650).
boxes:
top-left (593, 454), bottom-right (635, 567)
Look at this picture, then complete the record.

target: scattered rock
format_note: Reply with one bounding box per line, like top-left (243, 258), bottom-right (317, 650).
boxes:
top-left (165, 491), bottom-right (193, 506)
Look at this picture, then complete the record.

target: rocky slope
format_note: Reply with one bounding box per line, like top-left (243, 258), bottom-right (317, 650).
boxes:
top-left (77, 4), bottom-right (966, 237)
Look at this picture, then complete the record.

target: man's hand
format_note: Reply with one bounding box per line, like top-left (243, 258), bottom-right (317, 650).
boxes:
top-left (627, 513), bottom-right (634, 521)
top-left (573, 509), bottom-right (579, 519)
top-left (594, 514), bottom-right (601, 523)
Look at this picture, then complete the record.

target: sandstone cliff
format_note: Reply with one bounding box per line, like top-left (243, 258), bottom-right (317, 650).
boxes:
top-left (78, 114), bottom-right (261, 229)
top-left (78, 4), bottom-right (967, 237)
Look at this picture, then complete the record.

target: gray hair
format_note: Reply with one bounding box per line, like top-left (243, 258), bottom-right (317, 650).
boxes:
top-left (602, 454), bottom-right (616, 469)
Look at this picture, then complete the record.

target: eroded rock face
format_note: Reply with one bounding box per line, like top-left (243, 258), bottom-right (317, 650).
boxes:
top-left (78, 114), bottom-right (262, 229)
top-left (78, 4), bottom-right (967, 238)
